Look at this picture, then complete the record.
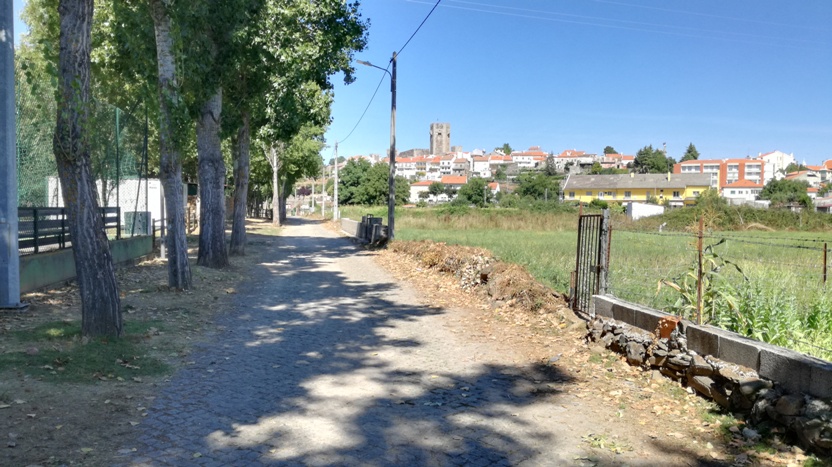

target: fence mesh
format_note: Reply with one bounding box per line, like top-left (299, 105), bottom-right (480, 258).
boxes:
top-left (608, 218), bottom-right (832, 360)
top-left (15, 67), bottom-right (150, 255)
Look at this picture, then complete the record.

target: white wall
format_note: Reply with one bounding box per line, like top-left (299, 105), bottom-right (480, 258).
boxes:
top-left (626, 202), bottom-right (665, 221)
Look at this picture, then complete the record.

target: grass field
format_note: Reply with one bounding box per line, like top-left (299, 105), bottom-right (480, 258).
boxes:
top-left (340, 205), bottom-right (832, 360)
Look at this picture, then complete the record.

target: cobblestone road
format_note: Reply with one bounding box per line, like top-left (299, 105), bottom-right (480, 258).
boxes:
top-left (114, 219), bottom-right (680, 466)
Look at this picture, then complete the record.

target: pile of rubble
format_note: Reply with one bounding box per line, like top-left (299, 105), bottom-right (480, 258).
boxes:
top-left (389, 240), bottom-right (573, 320)
top-left (587, 316), bottom-right (832, 454)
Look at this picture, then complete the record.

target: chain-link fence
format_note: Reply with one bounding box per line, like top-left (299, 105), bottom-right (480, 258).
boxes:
top-left (16, 68), bottom-right (151, 255)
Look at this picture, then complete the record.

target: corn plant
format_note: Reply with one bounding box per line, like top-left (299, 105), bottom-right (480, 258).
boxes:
top-left (658, 239), bottom-right (747, 324)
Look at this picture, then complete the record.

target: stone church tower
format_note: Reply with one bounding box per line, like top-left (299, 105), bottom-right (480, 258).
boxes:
top-left (430, 123), bottom-right (450, 155)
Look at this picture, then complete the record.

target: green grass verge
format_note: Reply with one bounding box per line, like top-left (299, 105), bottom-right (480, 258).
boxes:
top-left (0, 320), bottom-right (170, 383)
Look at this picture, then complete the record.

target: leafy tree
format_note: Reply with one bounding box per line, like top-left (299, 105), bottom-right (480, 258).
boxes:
top-left (338, 160), bottom-right (407, 206)
top-left (603, 146), bottom-right (617, 155)
top-left (590, 162), bottom-right (602, 174)
top-left (428, 182), bottom-right (445, 196)
top-left (458, 177), bottom-right (491, 207)
top-left (53, 0), bottom-right (121, 337)
top-left (444, 185), bottom-right (458, 198)
top-left (634, 145), bottom-right (674, 174)
top-left (515, 172), bottom-right (559, 200)
top-left (418, 191), bottom-right (430, 200)
top-left (785, 162), bottom-right (808, 174)
top-left (694, 188), bottom-right (727, 209)
top-left (495, 165), bottom-right (508, 180)
top-left (681, 143), bottom-right (700, 162)
top-left (496, 143), bottom-right (512, 155)
top-left (760, 179), bottom-right (812, 208)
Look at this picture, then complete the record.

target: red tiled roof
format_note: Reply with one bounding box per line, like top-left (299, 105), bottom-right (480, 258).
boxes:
top-left (488, 182), bottom-right (499, 190)
top-left (557, 150), bottom-right (586, 158)
top-left (441, 175), bottom-right (467, 185)
top-left (723, 179), bottom-right (763, 188)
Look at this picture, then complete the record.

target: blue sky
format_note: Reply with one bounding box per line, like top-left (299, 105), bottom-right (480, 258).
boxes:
top-left (12, 1), bottom-right (832, 164)
top-left (324, 0), bottom-right (832, 164)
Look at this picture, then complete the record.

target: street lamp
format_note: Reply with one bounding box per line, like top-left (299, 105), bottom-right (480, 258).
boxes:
top-left (357, 51), bottom-right (397, 240)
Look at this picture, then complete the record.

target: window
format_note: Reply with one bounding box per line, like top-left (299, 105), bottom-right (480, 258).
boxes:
top-left (624, 191), bottom-right (632, 198)
top-left (673, 191), bottom-right (680, 198)
top-left (730, 190), bottom-right (736, 195)
top-left (693, 191), bottom-right (700, 196)
top-left (568, 191), bottom-right (575, 198)
top-left (606, 191), bottom-right (614, 198)
top-left (586, 191), bottom-right (592, 197)
top-left (598, 192), bottom-right (604, 199)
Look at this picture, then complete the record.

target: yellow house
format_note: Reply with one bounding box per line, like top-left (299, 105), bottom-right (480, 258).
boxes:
top-left (562, 173), bottom-right (712, 207)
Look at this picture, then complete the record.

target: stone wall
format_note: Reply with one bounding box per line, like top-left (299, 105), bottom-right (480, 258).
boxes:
top-left (588, 297), bottom-right (832, 454)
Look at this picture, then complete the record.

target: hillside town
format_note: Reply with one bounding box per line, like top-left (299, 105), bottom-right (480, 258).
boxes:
top-left (334, 122), bottom-right (830, 211)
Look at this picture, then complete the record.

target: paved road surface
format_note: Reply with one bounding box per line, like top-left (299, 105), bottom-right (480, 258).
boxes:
top-left (115, 219), bottom-right (699, 466)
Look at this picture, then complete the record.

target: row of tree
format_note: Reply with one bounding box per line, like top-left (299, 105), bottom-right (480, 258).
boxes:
top-left (24, 0), bottom-right (368, 337)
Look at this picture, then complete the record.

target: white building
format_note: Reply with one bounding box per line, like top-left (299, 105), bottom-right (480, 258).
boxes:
top-left (754, 150), bottom-right (795, 183)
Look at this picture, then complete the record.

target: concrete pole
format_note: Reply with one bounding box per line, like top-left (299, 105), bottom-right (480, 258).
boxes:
top-left (334, 142), bottom-right (339, 220)
top-left (387, 51), bottom-right (397, 239)
top-left (0, 1), bottom-right (24, 308)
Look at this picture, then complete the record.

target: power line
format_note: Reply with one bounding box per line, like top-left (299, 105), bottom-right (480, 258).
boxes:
top-left (337, 69), bottom-right (389, 144)
top-left (398, 0), bottom-right (442, 57)
top-left (336, 0), bottom-right (441, 143)
top-left (406, 0), bottom-right (824, 51)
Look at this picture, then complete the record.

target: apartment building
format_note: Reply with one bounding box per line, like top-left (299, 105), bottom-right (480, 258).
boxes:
top-left (673, 158), bottom-right (763, 189)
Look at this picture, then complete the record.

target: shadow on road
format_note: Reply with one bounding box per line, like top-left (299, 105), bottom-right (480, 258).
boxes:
top-left (128, 219), bottom-right (730, 466)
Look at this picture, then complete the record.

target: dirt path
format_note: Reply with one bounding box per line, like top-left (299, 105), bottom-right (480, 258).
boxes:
top-left (104, 218), bottom-right (737, 466)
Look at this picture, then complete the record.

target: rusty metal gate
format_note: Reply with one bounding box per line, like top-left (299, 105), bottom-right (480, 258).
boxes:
top-left (571, 212), bottom-right (610, 314)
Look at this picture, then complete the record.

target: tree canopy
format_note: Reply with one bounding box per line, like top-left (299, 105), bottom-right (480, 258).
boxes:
top-left (603, 146), bottom-right (617, 154)
top-left (339, 160), bottom-right (409, 206)
top-left (514, 172), bottom-right (560, 200)
top-left (457, 177), bottom-right (492, 207)
top-left (681, 143), bottom-right (700, 162)
top-left (495, 143), bottom-right (512, 155)
top-left (634, 145), bottom-right (675, 174)
top-left (760, 179), bottom-right (813, 208)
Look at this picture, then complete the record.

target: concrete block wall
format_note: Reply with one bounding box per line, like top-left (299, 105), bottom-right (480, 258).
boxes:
top-left (20, 236), bottom-right (153, 293)
top-left (593, 294), bottom-right (832, 399)
top-left (340, 218), bottom-right (360, 237)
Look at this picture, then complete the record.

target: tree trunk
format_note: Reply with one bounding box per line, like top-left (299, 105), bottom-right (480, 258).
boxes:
top-left (229, 111), bottom-right (250, 256)
top-left (148, 0), bottom-right (191, 289)
top-left (269, 145), bottom-right (280, 226)
top-left (54, 0), bottom-right (121, 337)
top-left (196, 88), bottom-right (228, 268)
top-left (279, 178), bottom-right (289, 224)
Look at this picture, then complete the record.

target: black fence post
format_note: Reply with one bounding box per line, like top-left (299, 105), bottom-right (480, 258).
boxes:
top-left (32, 207), bottom-right (39, 254)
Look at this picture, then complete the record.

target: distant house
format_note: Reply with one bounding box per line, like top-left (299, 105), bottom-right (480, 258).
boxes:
top-left (552, 149), bottom-right (596, 173)
top-left (471, 156), bottom-right (491, 178)
top-left (721, 179), bottom-right (764, 203)
top-left (488, 182), bottom-right (501, 195)
top-left (599, 153), bottom-right (634, 170)
top-left (511, 146), bottom-right (548, 169)
top-left (785, 170), bottom-right (821, 187)
top-left (440, 175), bottom-right (467, 193)
top-left (562, 173), bottom-right (711, 207)
top-left (409, 180), bottom-right (433, 203)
